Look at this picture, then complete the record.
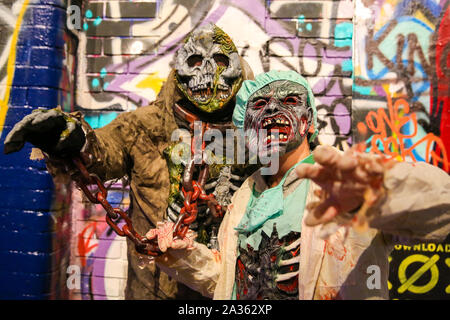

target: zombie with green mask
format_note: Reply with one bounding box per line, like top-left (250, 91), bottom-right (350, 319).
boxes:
top-left (146, 70), bottom-right (450, 300)
top-left (3, 24), bottom-right (257, 300)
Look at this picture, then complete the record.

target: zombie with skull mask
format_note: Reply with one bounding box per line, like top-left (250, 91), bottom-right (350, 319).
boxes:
top-left (174, 25), bottom-right (243, 114)
top-left (3, 23), bottom-right (256, 300)
top-left (147, 70), bottom-right (450, 300)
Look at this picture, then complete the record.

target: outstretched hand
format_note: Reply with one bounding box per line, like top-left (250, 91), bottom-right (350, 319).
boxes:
top-left (145, 221), bottom-right (197, 253)
top-left (3, 108), bottom-right (85, 157)
top-left (295, 145), bottom-right (394, 228)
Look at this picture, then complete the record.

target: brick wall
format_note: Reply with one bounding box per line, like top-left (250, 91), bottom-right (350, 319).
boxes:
top-left (0, 0), bottom-right (76, 299)
top-left (75, 0), bottom-right (354, 150)
top-left (69, 0), bottom-right (450, 300)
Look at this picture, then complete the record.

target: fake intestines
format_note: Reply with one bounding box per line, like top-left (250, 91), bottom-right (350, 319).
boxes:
top-left (243, 80), bottom-right (313, 160)
top-left (235, 225), bottom-right (301, 300)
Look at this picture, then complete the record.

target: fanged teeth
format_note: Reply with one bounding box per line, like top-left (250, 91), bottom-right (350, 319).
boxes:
top-left (190, 82), bottom-right (213, 92)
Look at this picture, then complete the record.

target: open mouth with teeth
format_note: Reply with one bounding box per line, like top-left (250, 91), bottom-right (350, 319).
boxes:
top-left (177, 72), bottom-right (243, 113)
top-left (259, 114), bottom-right (292, 146)
top-left (187, 82), bottom-right (232, 103)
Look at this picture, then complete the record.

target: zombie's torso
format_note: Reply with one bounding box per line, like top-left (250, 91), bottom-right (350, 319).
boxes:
top-left (161, 23), bottom-right (257, 246)
top-left (230, 158), bottom-right (312, 300)
top-left (235, 225), bottom-right (301, 300)
top-left (164, 128), bottom-right (257, 247)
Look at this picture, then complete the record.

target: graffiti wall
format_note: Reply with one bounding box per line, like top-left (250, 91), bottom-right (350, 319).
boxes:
top-left (75, 0), bottom-right (354, 147)
top-left (69, 181), bottom-right (129, 300)
top-left (0, 0), bottom-right (76, 299)
top-left (67, 0), bottom-right (355, 300)
top-left (353, 0), bottom-right (450, 299)
top-left (1, 0), bottom-right (448, 300)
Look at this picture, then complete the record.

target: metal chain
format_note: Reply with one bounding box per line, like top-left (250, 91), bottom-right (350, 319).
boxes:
top-left (72, 156), bottom-right (161, 256)
top-left (70, 122), bottom-right (224, 256)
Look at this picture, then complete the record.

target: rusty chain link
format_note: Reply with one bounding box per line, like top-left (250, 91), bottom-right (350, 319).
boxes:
top-left (72, 156), bottom-right (161, 256)
top-left (71, 121), bottom-right (224, 256)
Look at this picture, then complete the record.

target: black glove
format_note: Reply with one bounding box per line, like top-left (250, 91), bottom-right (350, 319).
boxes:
top-left (3, 108), bottom-right (86, 158)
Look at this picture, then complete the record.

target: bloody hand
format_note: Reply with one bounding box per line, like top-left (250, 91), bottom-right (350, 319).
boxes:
top-left (146, 221), bottom-right (197, 252)
top-left (295, 145), bottom-right (395, 229)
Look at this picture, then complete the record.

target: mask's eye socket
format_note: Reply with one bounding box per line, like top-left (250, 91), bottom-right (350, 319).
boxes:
top-left (252, 99), bottom-right (268, 109)
top-left (187, 55), bottom-right (203, 67)
top-left (213, 54), bottom-right (229, 68)
top-left (284, 96), bottom-right (299, 105)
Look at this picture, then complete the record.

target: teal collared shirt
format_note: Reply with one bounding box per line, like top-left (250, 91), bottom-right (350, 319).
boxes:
top-left (235, 153), bottom-right (314, 250)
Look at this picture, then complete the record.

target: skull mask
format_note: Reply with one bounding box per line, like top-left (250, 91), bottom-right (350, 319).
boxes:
top-left (174, 23), bottom-right (243, 113)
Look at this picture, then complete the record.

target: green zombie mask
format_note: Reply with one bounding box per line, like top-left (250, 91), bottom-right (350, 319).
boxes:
top-left (174, 23), bottom-right (243, 113)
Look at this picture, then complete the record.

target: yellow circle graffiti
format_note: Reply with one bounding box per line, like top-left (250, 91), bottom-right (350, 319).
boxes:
top-left (388, 256), bottom-right (392, 290)
top-left (397, 254), bottom-right (440, 294)
top-left (445, 258), bottom-right (450, 294)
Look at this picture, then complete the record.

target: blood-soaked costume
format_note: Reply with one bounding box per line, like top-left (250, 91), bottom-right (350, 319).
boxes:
top-left (230, 71), bottom-right (316, 300)
top-left (232, 154), bottom-right (314, 300)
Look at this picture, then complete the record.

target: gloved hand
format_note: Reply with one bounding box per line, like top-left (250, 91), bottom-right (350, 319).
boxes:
top-left (145, 221), bottom-right (197, 253)
top-left (3, 108), bottom-right (86, 158)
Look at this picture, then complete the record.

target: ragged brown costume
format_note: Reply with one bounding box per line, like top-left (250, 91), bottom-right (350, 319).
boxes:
top-left (59, 60), bottom-right (253, 299)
